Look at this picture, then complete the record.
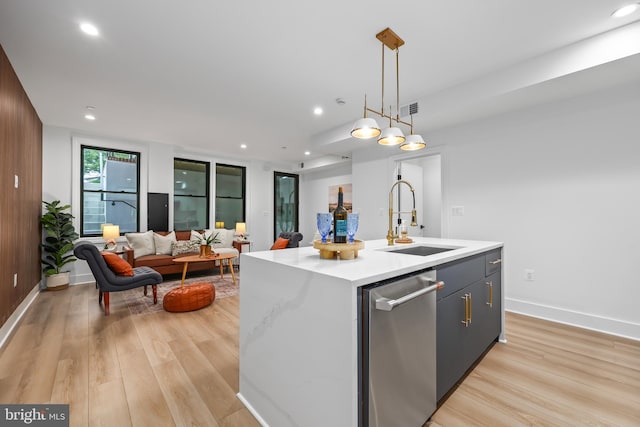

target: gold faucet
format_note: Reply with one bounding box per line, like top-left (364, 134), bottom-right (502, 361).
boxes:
top-left (387, 180), bottom-right (418, 245)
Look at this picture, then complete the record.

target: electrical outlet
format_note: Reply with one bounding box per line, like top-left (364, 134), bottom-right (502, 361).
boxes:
top-left (524, 269), bottom-right (535, 281)
top-left (14, 273), bottom-right (17, 288)
top-left (451, 206), bottom-right (464, 216)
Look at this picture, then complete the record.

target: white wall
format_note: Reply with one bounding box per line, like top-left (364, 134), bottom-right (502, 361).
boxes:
top-left (348, 81), bottom-right (640, 340)
top-left (299, 163), bottom-right (352, 246)
top-left (246, 161), bottom-right (278, 251)
top-left (421, 155), bottom-right (442, 238)
top-left (437, 81), bottom-right (640, 339)
top-left (351, 150), bottom-right (395, 241)
top-left (42, 126), bottom-right (293, 284)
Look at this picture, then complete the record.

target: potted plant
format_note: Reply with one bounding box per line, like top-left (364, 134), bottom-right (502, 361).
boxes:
top-left (199, 230), bottom-right (220, 258)
top-left (41, 200), bottom-right (79, 290)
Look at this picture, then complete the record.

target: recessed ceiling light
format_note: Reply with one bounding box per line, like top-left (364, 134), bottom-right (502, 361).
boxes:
top-left (612, 3), bottom-right (639, 17)
top-left (304, 151), bottom-right (311, 156)
top-left (240, 144), bottom-right (247, 149)
top-left (313, 107), bottom-right (323, 115)
top-left (84, 114), bottom-right (96, 120)
top-left (80, 22), bottom-right (99, 36)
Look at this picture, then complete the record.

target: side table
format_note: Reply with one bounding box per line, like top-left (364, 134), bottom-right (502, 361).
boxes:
top-left (233, 240), bottom-right (250, 271)
top-left (233, 240), bottom-right (251, 253)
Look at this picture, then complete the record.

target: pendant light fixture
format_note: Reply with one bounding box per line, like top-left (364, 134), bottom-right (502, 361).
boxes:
top-left (351, 95), bottom-right (381, 139)
top-left (351, 28), bottom-right (426, 151)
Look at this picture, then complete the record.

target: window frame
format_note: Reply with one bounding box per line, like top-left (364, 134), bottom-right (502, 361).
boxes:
top-left (80, 144), bottom-right (141, 237)
top-left (173, 157), bottom-right (211, 231)
top-left (215, 163), bottom-right (246, 227)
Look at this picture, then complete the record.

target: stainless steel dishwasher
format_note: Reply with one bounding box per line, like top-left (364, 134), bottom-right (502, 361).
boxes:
top-left (360, 269), bottom-right (443, 427)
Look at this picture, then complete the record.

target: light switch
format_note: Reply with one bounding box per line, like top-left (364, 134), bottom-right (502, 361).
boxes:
top-left (451, 206), bottom-right (464, 216)
top-left (524, 269), bottom-right (535, 281)
top-left (14, 175), bottom-right (19, 188)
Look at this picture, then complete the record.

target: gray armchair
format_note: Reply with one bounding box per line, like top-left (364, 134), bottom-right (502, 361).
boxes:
top-left (74, 241), bottom-right (163, 315)
top-left (278, 232), bottom-right (303, 248)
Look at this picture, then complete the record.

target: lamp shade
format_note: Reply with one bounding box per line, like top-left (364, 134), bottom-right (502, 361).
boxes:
top-left (215, 221), bottom-right (225, 228)
top-left (235, 222), bottom-right (246, 235)
top-left (351, 118), bottom-right (381, 139)
top-left (377, 127), bottom-right (405, 146)
top-left (400, 134), bottom-right (426, 151)
top-left (102, 224), bottom-right (120, 240)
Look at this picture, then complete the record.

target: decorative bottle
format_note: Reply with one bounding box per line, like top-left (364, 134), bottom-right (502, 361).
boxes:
top-left (333, 186), bottom-right (348, 243)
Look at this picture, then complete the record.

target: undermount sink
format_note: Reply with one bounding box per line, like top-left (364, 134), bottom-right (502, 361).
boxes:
top-left (386, 245), bottom-right (459, 256)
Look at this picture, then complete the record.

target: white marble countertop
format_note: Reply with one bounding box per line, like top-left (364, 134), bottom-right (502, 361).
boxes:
top-left (242, 237), bottom-right (503, 287)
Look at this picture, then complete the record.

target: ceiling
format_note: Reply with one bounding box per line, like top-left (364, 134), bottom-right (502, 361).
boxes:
top-left (1, 1), bottom-right (639, 165)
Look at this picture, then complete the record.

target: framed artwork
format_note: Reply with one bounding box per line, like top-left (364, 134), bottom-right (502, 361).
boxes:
top-left (328, 184), bottom-right (352, 213)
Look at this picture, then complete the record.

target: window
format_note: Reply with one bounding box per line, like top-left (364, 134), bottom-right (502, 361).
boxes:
top-left (174, 158), bottom-right (210, 230)
top-left (81, 145), bottom-right (140, 236)
top-left (215, 164), bottom-right (245, 228)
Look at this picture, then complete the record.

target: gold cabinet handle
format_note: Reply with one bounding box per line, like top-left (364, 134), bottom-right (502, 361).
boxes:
top-left (468, 292), bottom-right (472, 324)
top-left (461, 293), bottom-right (471, 327)
top-left (486, 281), bottom-right (493, 308)
top-left (489, 258), bottom-right (502, 265)
top-left (461, 294), bottom-right (468, 327)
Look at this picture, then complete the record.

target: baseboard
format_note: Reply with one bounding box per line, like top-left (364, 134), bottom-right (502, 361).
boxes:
top-left (236, 393), bottom-right (269, 427)
top-left (0, 283), bottom-right (41, 350)
top-left (506, 298), bottom-right (640, 341)
top-left (72, 272), bottom-right (95, 286)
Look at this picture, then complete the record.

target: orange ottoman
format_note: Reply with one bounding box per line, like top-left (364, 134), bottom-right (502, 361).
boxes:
top-left (163, 282), bottom-right (216, 312)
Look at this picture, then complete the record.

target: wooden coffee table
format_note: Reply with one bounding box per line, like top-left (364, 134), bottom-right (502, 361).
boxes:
top-left (174, 253), bottom-right (237, 286)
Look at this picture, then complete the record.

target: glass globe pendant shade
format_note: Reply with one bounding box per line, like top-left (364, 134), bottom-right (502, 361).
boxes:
top-left (400, 134), bottom-right (426, 151)
top-left (377, 127), bottom-right (405, 146)
top-left (351, 118), bottom-right (381, 139)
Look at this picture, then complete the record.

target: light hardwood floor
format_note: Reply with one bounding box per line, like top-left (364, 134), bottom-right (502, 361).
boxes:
top-left (1, 284), bottom-right (638, 426)
top-left (430, 313), bottom-right (640, 426)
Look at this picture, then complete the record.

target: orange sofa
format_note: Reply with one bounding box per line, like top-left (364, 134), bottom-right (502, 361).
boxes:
top-left (123, 229), bottom-right (239, 276)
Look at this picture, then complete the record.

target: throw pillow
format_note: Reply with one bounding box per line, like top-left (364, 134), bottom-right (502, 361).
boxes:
top-left (171, 240), bottom-right (200, 256)
top-left (270, 237), bottom-right (289, 250)
top-left (154, 231), bottom-right (176, 255)
top-left (208, 228), bottom-right (231, 248)
top-left (190, 229), bottom-right (206, 242)
top-left (102, 252), bottom-right (134, 276)
top-left (125, 230), bottom-right (156, 258)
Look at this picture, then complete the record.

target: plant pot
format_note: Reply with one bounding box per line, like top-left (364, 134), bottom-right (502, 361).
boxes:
top-left (46, 272), bottom-right (70, 291)
top-left (199, 245), bottom-right (213, 258)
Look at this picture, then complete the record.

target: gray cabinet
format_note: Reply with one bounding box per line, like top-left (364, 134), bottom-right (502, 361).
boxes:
top-left (436, 249), bottom-right (502, 401)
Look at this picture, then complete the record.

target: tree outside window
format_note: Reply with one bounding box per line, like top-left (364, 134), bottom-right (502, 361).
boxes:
top-left (81, 146), bottom-right (140, 236)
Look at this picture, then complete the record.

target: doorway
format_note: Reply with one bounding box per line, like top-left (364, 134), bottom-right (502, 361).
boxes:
top-left (274, 172), bottom-right (299, 241)
top-left (396, 154), bottom-right (442, 238)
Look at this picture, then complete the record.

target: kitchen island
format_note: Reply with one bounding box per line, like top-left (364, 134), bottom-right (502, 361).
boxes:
top-left (238, 237), bottom-right (504, 427)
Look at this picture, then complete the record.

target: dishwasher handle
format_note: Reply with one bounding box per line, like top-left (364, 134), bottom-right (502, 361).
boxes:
top-left (375, 281), bottom-right (444, 311)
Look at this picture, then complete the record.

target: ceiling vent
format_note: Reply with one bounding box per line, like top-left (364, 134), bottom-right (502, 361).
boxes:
top-left (399, 102), bottom-right (419, 118)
